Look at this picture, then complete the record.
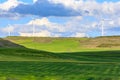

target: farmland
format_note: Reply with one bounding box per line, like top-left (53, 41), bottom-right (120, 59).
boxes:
top-left (0, 62), bottom-right (120, 80)
top-left (0, 36), bottom-right (120, 80)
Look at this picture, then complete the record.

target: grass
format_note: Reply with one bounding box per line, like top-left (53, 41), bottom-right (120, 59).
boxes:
top-left (0, 48), bottom-right (120, 80)
top-left (6, 36), bottom-right (120, 52)
top-left (0, 62), bottom-right (120, 80)
top-left (0, 36), bottom-right (120, 80)
top-left (0, 48), bottom-right (120, 62)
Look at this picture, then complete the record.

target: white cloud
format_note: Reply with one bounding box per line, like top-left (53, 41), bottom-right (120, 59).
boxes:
top-left (0, 0), bottom-right (120, 20)
top-left (73, 32), bottom-right (87, 37)
top-left (0, 0), bottom-right (20, 11)
top-left (2, 25), bottom-right (14, 33)
top-left (0, 11), bottom-right (23, 19)
top-left (20, 30), bottom-right (51, 37)
top-left (0, 0), bottom-right (25, 19)
top-left (33, 0), bottom-right (38, 3)
top-left (48, 0), bottom-right (120, 17)
top-left (1, 17), bottom-right (89, 37)
top-left (27, 17), bottom-right (50, 26)
top-left (48, 0), bottom-right (79, 10)
top-left (27, 18), bottom-right (66, 33)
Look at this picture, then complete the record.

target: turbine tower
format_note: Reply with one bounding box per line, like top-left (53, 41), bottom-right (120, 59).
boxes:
top-left (101, 19), bottom-right (105, 36)
top-left (8, 24), bottom-right (11, 36)
top-left (100, 19), bottom-right (112, 36)
top-left (32, 17), bottom-right (35, 37)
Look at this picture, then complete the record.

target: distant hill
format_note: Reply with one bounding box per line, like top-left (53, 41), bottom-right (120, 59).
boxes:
top-left (3, 36), bottom-right (120, 52)
top-left (80, 36), bottom-right (120, 48)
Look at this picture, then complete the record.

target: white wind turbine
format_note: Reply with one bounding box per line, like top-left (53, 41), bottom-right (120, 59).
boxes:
top-left (94, 6), bottom-right (114, 37)
top-left (100, 18), bottom-right (112, 36)
top-left (32, 17), bottom-right (35, 37)
top-left (8, 24), bottom-right (10, 36)
top-left (4, 24), bottom-right (14, 37)
top-left (8, 24), bottom-right (12, 36)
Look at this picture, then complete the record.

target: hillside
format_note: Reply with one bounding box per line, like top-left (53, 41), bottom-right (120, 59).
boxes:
top-left (4, 36), bottom-right (120, 52)
top-left (0, 36), bottom-right (120, 80)
top-left (0, 38), bottom-right (24, 48)
top-left (0, 36), bottom-right (120, 61)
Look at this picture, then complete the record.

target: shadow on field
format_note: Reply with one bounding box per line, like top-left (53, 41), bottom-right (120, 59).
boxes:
top-left (59, 50), bottom-right (120, 62)
top-left (0, 38), bottom-right (25, 48)
top-left (0, 38), bottom-right (58, 60)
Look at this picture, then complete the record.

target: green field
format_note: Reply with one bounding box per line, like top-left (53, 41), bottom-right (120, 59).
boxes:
top-left (0, 36), bottom-right (120, 80)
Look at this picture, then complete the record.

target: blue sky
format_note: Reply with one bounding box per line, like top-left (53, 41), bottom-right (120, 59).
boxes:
top-left (0, 0), bottom-right (33, 3)
top-left (0, 0), bottom-right (120, 37)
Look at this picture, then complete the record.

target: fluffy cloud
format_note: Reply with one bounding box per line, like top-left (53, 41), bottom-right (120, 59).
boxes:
top-left (1, 24), bottom-right (14, 36)
top-left (0, 0), bottom-right (25, 19)
top-left (20, 30), bottom-right (51, 37)
top-left (0, 11), bottom-right (23, 19)
top-left (0, 0), bottom-right (20, 11)
top-left (10, 0), bottom-right (81, 17)
top-left (0, 0), bottom-right (120, 18)
top-left (1, 17), bottom-right (91, 37)
top-left (72, 32), bottom-right (87, 37)
top-left (7, 0), bottom-right (120, 18)
top-left (50, 0), bottom-right (120, 17)
top-left (27, 17), bottom-right (50, 26)
top-left (33, 0), bottom-right (38, 3)
top-left (2, 25), bottom-right (14, 33)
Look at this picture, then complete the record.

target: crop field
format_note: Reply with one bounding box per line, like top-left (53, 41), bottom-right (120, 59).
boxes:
top-left (0, 37), bottom-right (120, 80)
top-left (0, 62), bottom-right (120, 80)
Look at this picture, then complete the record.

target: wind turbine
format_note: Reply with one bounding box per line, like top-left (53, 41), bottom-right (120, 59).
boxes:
top-left (32, 17), bottom-right (35, 37)
top-left (8, 24), bottom-right (11, 36)
top-left (100, 18), bottom-right (112, 36)
top-left (94, 7), bottom-right (114, 37)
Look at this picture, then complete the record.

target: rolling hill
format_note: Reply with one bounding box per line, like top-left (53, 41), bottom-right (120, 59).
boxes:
top-left (0, 36), bottom-right (120, 62)
top-left (5, 36), bottom-right (120, 52)
top-left (0, 36), bottom-right (120, 80)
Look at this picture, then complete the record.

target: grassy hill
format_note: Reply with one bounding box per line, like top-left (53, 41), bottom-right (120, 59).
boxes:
top-left (0, 36), bottom-right (120, 80)
top-left (0, 36), bottom-right (120, 61)
top-left (5, 36), bottom-right (120, 52)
